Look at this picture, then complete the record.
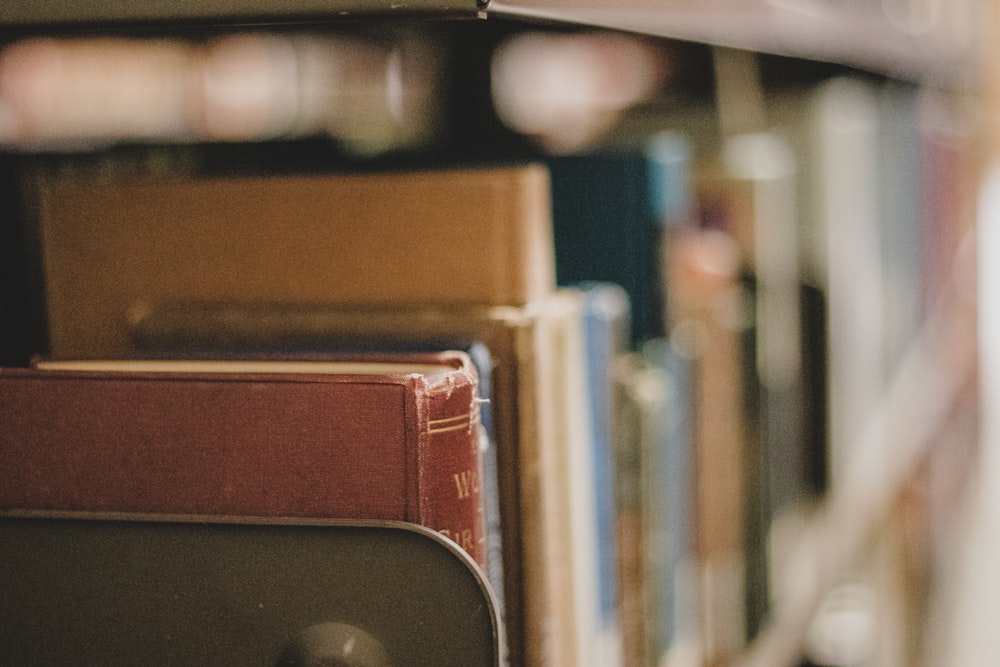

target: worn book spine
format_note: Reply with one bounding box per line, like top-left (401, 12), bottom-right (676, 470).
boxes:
top-left (416, 361), bottom-right (487, 565)
top-left (0, 354), bottom-right (486, 570)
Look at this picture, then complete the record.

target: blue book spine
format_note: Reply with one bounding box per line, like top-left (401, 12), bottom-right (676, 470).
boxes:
top-left (641, 337), bottom-right (694, 661)
top-left (578, 281), bottom-right (631, 665)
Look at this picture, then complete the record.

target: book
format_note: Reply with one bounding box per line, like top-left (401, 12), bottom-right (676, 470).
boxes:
top-left (613, 339), bottom-right (697, 667)
top-left (794, 77), bottom-right (898, 667)
top-left (917, 87), bottom-right (977, 315)
top-left (0, 30), bottom-right (447, 153)
top-left (909, 85), bottom-right (980, 666)
top-left (546, 132), bottom-right (692, 346)
top-left (873, 80), bottom-right (931, 667)
top-left (578, 282), bottom-right (631, 667)
top-left (545, 285), bottom-right (630, 667)
top-left (663, 224), bottom-right (750, 666)
top-left (544, 289), bottom-right (596, 667)
top-left (610, 353), bottom-right (653, 667)
top-left (33, 162), bottom-right (555, 359)
top-left (0, 159), bottom-right (32, 368)
top-left (129, 299), bottom-right (565, 667)
top-left (644, 338), bottom-right (698, 667)
top-left (0, 351), bottom-right (488, 572)
top-left (934, 161), bottom-right (997, 667)
top-left (695, 130), bottom-right (811, 640)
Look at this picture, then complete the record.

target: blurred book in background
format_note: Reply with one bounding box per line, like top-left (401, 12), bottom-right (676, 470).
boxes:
top-left (0, 27), bottom-right (445, 154)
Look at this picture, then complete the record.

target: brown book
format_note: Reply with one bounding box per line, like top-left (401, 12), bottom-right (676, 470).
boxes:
top-left (0, 32), bottom-right (447, 153)
top-left (34, 163), bottom-right (555, 359)
top-left (129, 299), bottom-right (565, 667)
top-left (663, 225), bottom-right (749, 666)
top-left (696, 132), bottom-right (812, 646)
top-left (0, 351), bottom-right (488, 570)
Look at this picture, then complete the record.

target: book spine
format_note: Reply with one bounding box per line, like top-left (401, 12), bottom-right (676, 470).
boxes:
top-left (611, 354), bottom-right (648, 667)
top-left (580, 282), bottom-right (631, 667)
top-left (417, 367), bottom-right (487, 570)
top-left (664, 225), bottom-right (749, 665)
top-left (548, 288), bottom-right (599, 667)
top-left (640, 338), bottom-right (696, 667)
top-left (0, 366), bottom-right (488, 574)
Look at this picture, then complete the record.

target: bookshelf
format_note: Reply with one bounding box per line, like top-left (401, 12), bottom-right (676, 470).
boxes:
top-left (0, 1), bottom-right (991, 666)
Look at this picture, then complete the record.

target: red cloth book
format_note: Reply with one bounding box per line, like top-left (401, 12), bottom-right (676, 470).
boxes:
top-left (0, 351), bottom-right (487, 569)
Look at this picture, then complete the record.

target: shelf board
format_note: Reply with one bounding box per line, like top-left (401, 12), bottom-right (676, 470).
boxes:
top-left (0, 0), bottom-right (977, 79)
top-left (486, 0), bottom-right (976, 80)
top-left (0, 0), bottom-right (484, 31)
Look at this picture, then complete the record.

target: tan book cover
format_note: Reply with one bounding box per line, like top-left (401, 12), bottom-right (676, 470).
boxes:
top-left (35, 163), bottom-right (554, 359)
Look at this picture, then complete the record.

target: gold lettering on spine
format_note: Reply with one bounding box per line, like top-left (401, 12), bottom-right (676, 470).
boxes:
top-left (455, 529), bottom-right (476, 553)
top-left (452, 469), bottom-right (480, 500)
top-left (437, 527), bottom-right (476, 553)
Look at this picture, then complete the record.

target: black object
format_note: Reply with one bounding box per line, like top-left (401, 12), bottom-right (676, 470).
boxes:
top-left (0, 514), bottom-right (502, 666)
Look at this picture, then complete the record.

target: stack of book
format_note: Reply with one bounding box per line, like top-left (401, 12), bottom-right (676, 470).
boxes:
top-left (4, 159), bottom-right (646, 667)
